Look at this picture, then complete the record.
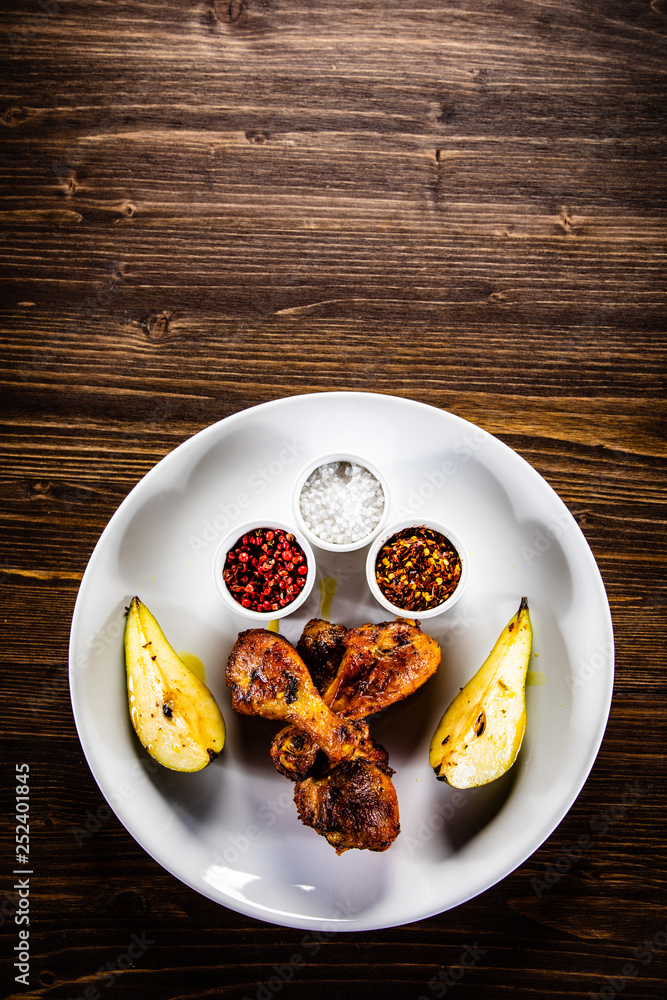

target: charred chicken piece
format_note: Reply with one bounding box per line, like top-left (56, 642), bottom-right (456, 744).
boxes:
top-left (226, 629), bottom-right (387, 768)
top-left (294, 758), bottom-right (400, 855)
top-left (228, 629), bottom-right (402, 855)
top-left (271, 725), bottom-right (320, 779)
top-left (271, 618), bottom-right (441, 780)
top-left (324, 618), bottom-right (441, 720)
top-left (271, 715), bottom-right (390, 780)
top-left (296, 618), bottom-right (348, 695)
top-left (272, 617), bottom-right (347, 780)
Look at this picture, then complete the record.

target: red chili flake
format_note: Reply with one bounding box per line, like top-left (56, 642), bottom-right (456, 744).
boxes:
top-left (375, 525), bottom-right (462, 612)
top-left (223, 527), bottom-right (308, 612)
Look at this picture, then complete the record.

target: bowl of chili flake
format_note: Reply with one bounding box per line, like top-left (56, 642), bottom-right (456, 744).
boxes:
top-left (213, 520), bottom-right (316, 623)
top-left (366, 519), bottom-right (469, 619)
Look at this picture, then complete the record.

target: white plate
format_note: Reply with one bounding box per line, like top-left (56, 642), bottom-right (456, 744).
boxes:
top-left (69, 392), bottom-right (614, 931)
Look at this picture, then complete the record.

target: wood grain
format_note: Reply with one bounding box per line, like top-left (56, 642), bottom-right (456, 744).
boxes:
top-left (1, 0), bottom-right (667, 998)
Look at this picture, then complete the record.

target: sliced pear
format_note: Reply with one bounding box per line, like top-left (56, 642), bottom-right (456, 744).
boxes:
top-left (429, 597), bottom-right (533, 788)
top-left (124, 596), bottom-right (225, 772)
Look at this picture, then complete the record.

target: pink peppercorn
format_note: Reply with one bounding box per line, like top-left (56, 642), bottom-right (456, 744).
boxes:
top-left (222, 527), bottom-right (308, 612)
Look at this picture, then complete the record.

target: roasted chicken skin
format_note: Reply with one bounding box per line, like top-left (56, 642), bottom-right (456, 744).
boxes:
top-left (271, 618), bottom-right (441, 779)
top-left (227, 623), bottom-right (437, 855)
top-left (296, 618), bottom-right (348, 695)
top-left (271, 618), bottom-right (348, 779)
top-left (325, 618), bottom-right (442, 719)
top-left (226, 629), bottom-right (387, 768)
top-left (294, 758), bottom-right (400, 855)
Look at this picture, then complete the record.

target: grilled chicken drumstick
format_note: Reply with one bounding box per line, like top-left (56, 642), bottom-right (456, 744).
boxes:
top-left (271, 618), bottom-right (349, 778)
top-left (271, 618), bottom-right (441, 780)
top-left (295, 618), bottom-right (348, 694)
top-left (325, 617), bottom-right (442, 718)
top-left (294, 758), bottom-right (400, 855)
top-left (226, 629), bottom-right (387, 769)
top-left (226, 628), bottom-right (401, 854)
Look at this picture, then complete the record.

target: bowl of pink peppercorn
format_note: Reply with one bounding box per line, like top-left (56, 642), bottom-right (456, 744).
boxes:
top-left (212, 519), bottom-right (316, 623)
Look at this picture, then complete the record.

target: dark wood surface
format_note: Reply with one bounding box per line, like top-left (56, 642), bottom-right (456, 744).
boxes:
top-left (2, 1), bottom-right (666, 997)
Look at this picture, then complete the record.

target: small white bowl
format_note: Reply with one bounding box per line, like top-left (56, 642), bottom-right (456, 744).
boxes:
top-left (292, 453), bottom-right (390, 553)
top-left (365, 518), bottom-right (468, 619)
top-left (212, 519), bottom-right (316, 624)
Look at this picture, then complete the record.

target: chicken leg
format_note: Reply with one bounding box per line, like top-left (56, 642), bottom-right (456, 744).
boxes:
top-left (226, 629), bottom-right (387, 768)
top-left (294, 758), bottom-right (400, 855)
top-left (271, 618), bottom-right (441, 779)
top-left (226, 628), bottom-right (401, 854)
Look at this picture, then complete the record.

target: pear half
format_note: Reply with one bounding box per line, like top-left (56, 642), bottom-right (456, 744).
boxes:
top-left (124, 597), bottom-right (225, 772)
top-left (429, 597), bottom-right (533, 788)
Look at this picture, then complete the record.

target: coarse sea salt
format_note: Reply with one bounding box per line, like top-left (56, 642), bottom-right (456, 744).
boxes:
top-left (299, 461), bottom-right (385, 545)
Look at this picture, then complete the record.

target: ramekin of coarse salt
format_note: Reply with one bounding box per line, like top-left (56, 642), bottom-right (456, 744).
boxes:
top-left (292, 454), bottom-right (390, 553)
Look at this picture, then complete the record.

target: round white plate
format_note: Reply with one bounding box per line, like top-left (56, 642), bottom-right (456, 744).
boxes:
top-left (69, 392), bottom-right (614, 931)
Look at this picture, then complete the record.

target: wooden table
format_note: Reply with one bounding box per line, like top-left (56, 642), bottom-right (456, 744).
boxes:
top-left (2, 1), bottom-right (666, 997)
